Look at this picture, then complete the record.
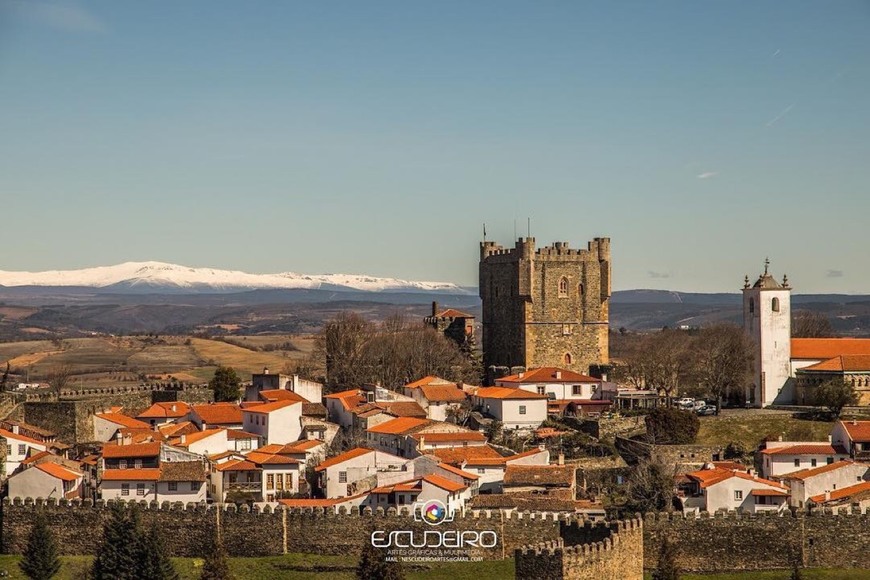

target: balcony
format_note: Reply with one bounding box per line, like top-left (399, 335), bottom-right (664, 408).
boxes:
top-left (227, 481), bottom-right (261, 492)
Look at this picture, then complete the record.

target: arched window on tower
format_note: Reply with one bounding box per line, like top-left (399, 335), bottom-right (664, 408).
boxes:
top-left (564, 353), bottom-right (572, 365)
top-left (749, 298), bottom-right (755, 314)
top-left (772, 297), bottom-right (780, 312)
top-left (558, 277), bottom-right (569, 297)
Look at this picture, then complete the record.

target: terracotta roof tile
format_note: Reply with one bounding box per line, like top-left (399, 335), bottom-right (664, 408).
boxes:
top-left (245, 451), bottom-right (299, 465)
top-left (792, 338), bottom-right (870, 360)
top-left (0, 429), bottom-right (47, 446)
top-left (419, 385), bottom-right (468, 403)
top-left (94, 413), bottom-right (151, 430)
top-left (434, 308), bottom-right (474, 319)
top-left (810, 480), bottom-right (870, 504)
top-left (259, 389), bottom-right (309, 404)
top-left (429, 445), bottom-right (507, 466)
top-left (244, 400), bottom-right (300, 414)
top-left (423, 473), bottom-right (467, 493)
top-left (504, 465), bottom-right (574, 487)
top-left (21, 451), bottom-right (52, 465)
top-left (278, 495), bottom-right (366, 508)
top-left (475, 387), bottom-right (549, 400)
top-left (191, 404), bottom-right (243, 425)
top-left (159, 461), bottom-right (206, 482)
top-left (437, 463), bottom-right (479, 480)
top-left (101, 468), bottom-right (161, 481)
top-left (750, 488), bottom-right (788, 497)
top-left (173, 428), bottom-right (225, 447)
top-left (760, 444), bottom-right (846, 456)
top-left (215, 459), bottom-right (259, 472)
top-left (35, 462), bottom-right (81, 482)
top-left (498, 367), bottom-right (600, 384)
top-left (840, 420), bottom-right (870, 443)
top-left (367, 417), bottom-right (431, 435)
top-left (785, 460), bottom-right (861, 481)
top-left (136, 402), bottom-right (190, 419)
top-left (410, 431), bottom-right (487, 443)
top-left (404, 376), bottom-right (453, 389)
top-left (315, 448), bottom-right (374, 471)
top-left (102, 442), bottom-right (161, 459)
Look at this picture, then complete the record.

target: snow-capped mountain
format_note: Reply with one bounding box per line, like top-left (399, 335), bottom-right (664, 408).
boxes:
top-left (0, 262), bottom-right (472, 295)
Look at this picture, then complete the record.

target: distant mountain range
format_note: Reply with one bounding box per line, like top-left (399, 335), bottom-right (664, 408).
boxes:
top-left (0, 261), bottom-right (473, 295)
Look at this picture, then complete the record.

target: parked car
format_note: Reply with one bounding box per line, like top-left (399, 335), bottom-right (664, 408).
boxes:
top-left (692, 400), bottom-right (707, 411)
top-left (697, 405), bottom-right (717, 416)
top-left (676, 397), bottom-right (694, 408)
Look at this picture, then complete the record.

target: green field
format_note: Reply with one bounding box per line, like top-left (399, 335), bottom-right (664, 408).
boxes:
top-left (696, 411), bottom-right (834, 450)
top-left (0, 554), bottom-right (514, 580)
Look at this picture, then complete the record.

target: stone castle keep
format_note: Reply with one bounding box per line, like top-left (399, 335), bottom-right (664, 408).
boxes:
top-left (479, 237), bottom-right (611, 377)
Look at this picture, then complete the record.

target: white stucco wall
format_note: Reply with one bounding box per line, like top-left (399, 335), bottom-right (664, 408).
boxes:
top-left (743, 286), bottom-right (792, 406)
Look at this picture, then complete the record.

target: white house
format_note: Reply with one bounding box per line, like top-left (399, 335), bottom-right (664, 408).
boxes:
top-left (246, 370), bottom-right (323, 405)
top-left (188, 403), bottom-right (244, 431)
top-left (472, 387), bottom-right (548, 430)
top-left (784, 460), bottom-right (870, 508)
top-left (807, 480), bottom-right (870, 509)
top-left (496, 367), bottom-right (604, 401)
top-left (680, 465), bottom-right (789, 513)
top-left (367, 474), bottom-right (471, 515)
top-left (241, 400), bottom-right (302, 445)
top-left (1, 428), bottom-right (48, 476)
top-left (171, 428), bottom-right (229, 457)
top-left (831, 420), bottom-right (870, 459)
top-left (315, 448), bottom-right (410, 498)
top-left (324, 389), bottom-right (365, 429)
top-left (7, 462), bottom-right (84, 500)
top-left (100, 461), bottom-right (207, 503)
top-left (135, 402), bottom-right (191, 428)
top-left (430, 446), bottom-right (549, 494)
top-left (759, 441), bottom-right (849, 479)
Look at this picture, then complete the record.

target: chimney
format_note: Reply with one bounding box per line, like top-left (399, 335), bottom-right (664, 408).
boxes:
top-left (778, 435), bottom-right (783, 442)
top-left (555, 371), bottom-right (562, 380)
top-left (432, 301), bottom-right (438, 317)
top-left (263, 367), bottom-right (269, 375)
top-left (828, 435), bottom-right (833, 443)
top-left (11, 425), bottom-right (19, 435)
top-left (518, 372), bottom-right (524, 379)
top-left (825, 490), bottom-right (831, 501)
top-left (171, 404), bottom-right (177, 413)
top-left (180, 434), bottom-right (186, 445)
top-left (115, 432), bottom-right (123, 444)
top-left (558, 453), bottom-right (565, 466)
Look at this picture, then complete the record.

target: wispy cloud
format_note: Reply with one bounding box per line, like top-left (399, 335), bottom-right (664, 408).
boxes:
top-left (696, 171), bottom-right (717, 180)
top-left (13, 1), bottom-right (106, 33)
top-left (766, 103), bottom-right (795, 127)
top-left (826, 269), bottom-right (844, 278)
top-left (648, 271), bottom-right (671, 279)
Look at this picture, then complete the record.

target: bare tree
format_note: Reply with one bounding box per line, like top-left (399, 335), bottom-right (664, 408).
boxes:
top-left (45, 364), bottom-right (75, 397)
top-left (792, 310), bottom-right (835, 338)
top-left (693, 324), bottom-right (754, 411)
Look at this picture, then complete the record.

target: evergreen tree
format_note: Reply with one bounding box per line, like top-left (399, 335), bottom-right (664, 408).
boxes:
top-left (209, 366), bottom-right (241, 402)
top-left (651, 537), bottom-right (680, 580)
top-left (19, 515), bottom-right (61, 580)
top-left (356, 541), bottom-right (404, 580)
top-left (200, 532), bottom-right (232, 580)
top-left (138, 527), bottom-right (179, 580)
top-left (92, 504), bottom-right (145, 580)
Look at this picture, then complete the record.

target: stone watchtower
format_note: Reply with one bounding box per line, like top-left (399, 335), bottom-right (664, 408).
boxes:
top-left (479, 237), bottom-right (611, 378)
top-left (742, 259), bottom-right (792, 407)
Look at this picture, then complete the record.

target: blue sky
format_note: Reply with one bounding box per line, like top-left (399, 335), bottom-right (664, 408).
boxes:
top-left (1, 1), bottom-right (868, 292)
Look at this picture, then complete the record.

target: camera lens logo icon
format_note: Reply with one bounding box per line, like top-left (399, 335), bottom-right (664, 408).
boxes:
top-left (420, 500), bottom-right (449, 525)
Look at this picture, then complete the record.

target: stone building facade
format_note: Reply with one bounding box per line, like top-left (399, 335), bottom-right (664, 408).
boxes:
top-left (479, 237), bottom-right (611, 378)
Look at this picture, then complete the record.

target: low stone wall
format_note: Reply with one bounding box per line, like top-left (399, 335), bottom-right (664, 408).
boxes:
top-left (570, 416), bottom-right (646, 442)
top-left (516, 519), bottom-right (644, 580)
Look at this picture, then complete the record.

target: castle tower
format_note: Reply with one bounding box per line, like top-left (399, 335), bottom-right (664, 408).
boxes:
top-left (742, 259), bottom-right (792, 407)
top-left (479, 236), bottom-right (611, 378)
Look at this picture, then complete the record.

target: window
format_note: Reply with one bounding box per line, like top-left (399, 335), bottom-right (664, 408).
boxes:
top-left (734, 490), bottom-right (743, 501)
top-left (239, 439), bottom-right (251, 451)
top-left (398, 495), bottom-right (405, 505)
top-left (572, 385), bottom-right (582, 396)
top-left (168, 482), bottom-right (178, 491)
top-left (811, 458), bottom-right (817, 467)
top-left (562, 324), bottom-right (572, 335)
top-left (121, 484), bottom-right (130, 496)
top-left (6, 446), bottom-right (10, 456)
top-left (339, 471), bottom-right (347, 483)
top-left (276, 473), bottom-right (284, 491)
top-left (558, 277), bottom-right (568, 297)
top-left (190, 481), bottom-right (198, 492)
top-left (519, 405), bottom-right (527, 415)
top-left (478, 468), bottom-right (485, 474)
top-left (749, 298), bottom-right (755, 314)
top-left (794, 458), bottom-right (801, 467)
top-left (134, 460), bottom-right (142, 469)
top-left (537, 386), bottom-right (545, 395)
top-left (18, 444), bottom-right (26, 455)
top-left (827, 457), bottom-right (834, 464)
top-left (136, 483), bottom-right (145, 496)
top-left (119, 460), bottom-right (128, 469)
top-left (564, 353), bottom-right (572, 365)
top-left (267, 474), bottom-right (275, 489)
top-left (772, 297), bottom-right (780, 312)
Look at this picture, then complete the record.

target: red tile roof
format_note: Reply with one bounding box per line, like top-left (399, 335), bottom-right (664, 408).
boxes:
top-left (435, 309), bottom-right (474, 319)
top-left (214, 459), bottom-right (259, 472)
top-left (785, 460), bottom-right (859, 481)
top-left (498, 367), bottom-right (600, 384)
top-left (94, 413), bottom-right (150, 430)
top-left (136, 402), bottom-right (190, 419)
top-left (101, 468), bottom-right (161, 481)
top-left (423, 473), bottom-right (467, 493)
top-left (259, 389), bottom-right (309, 404)
top-left (430, 445), bottom-right (507, 466)
top-left (173, 428), bottom-right (225, 447)
top-left (840, 420), bottom-right (870, 443)
top-left (226, 429), bottom-right (259, 440)
top-left (244, 400), bottom-right (300, 414)
top-left (750, 488), bottom-right (788, 497)
top-left (191, 404), bottom-right (243, 425)
top-left (278, 495), bottom-right (366, 508)
top-left (504, 465), bottom-right (574, 487)
top-left (324, 389), bottom-right (366, 410)
top-left (404, 376), bottom-right (453, 389)
top-left (792, 338), bottom-right (870, 360)
top-left (419, 385), bottom-right (468, 403)
top-left (315, 448), bottom-right (374, 471)
top-left (0, 428), bottom-right (46, 446)
top-left (760, 444), bottom-right (845, 456)
top-left (367, 417), bottom-right (431, 435)
top-left (437, 462), bottom-right (479, 480)
top-left (245, 451), bottom-right (299, 465)
top-left (102, 442), bottom-right (161, 459)
top-left (810, 481), bottom-right (870, 504)
top-left (410, 431), bottom-right (487, 443)
top-left (686, 467), bottom-right (788, 491)
top-left (802, 355), bottom-right (870, 373)
top-left (474, 387), bottom-right (549, 400)
top-left (21, 451), bottom-right (53, 465)
top-left (158, 422), bottom-right (198, 437)
top-left (36, 462), bottom-right (81, 482)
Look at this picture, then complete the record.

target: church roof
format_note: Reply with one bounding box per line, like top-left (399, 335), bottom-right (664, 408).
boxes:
top-left (792, 339), bottom-right (870, 360)
top-left (753, 273), bottom-right (783, 289)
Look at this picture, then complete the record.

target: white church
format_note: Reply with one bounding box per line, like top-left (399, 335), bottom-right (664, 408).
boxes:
top-left (743, 261), bottom-right (870, 407)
